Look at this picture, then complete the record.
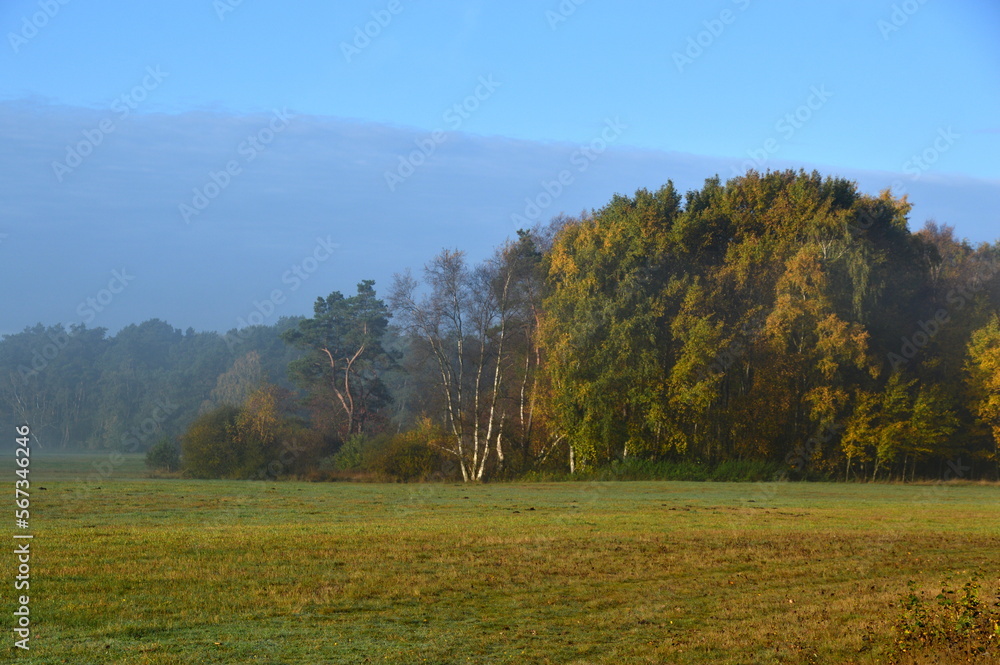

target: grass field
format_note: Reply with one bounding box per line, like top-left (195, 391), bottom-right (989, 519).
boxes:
top-left (8, 454), bottom-right (1000, 663)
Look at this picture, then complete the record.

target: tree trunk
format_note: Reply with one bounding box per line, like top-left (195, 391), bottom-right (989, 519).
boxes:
top-left (493, 414), bottom-right (505, 476)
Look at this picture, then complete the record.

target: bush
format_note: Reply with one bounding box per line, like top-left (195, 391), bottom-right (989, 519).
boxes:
top-left (179, 384), bottom-right (326, 480)
top-left (145, 436), bottom-right (181, 472)
top-left (330, 433), bottom-right (367, 472)
top-left (373, 440), bottom-right (435, 481)
top-left (367, 437), bottom-right (450, 482)
top-left (180, 405), bottom-right (241, 478)
top-left (365, 420), bottom-right (456, 482)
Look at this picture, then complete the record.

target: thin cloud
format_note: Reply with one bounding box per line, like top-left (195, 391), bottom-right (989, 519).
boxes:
top-left (2, 100), bottom-right (997, 336)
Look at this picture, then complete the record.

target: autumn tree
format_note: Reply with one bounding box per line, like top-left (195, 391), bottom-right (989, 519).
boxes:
top-left (539, 171), bottom-right (963, 475)
top-left (541, 185), bottom-right (683, 468)
top-left (966, 315), bottom-right (1000, 478)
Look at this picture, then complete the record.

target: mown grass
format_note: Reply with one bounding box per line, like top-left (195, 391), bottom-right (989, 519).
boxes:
top-left (7, 454), bottom-right (1000, 663)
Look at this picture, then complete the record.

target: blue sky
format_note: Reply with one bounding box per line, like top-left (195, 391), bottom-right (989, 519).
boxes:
top-left (2, 0), bottom-right (998, 336)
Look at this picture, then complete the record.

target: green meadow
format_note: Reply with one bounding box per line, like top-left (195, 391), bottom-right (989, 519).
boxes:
top-left (9, 454), bottom-right (1000, 664)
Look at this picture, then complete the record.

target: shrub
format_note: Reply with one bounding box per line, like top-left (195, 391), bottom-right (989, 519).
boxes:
top-left (330, 433), bottom-right (368, 472)
top-left (179, 384), bottom-right (325, 480)
top-left (366, 419), bottom-right (456, 482)
top-left (145, 436), bottom-right (181, 472)
top-left (371, 439), bottom-right (439, 482)
top-left (180, 405), bottom-right (241, 478)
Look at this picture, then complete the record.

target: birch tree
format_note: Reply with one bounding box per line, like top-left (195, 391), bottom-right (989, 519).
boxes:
top-left (389, 248), bottom-right (518, 481)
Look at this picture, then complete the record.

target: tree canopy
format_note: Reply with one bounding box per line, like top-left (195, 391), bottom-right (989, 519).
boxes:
top-left (5, 170), bottom-right (998, 482)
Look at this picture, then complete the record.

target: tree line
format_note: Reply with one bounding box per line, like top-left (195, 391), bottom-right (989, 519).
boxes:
top-left (0, 318), bottom-right (302, 450)
top-left (4, 170), bottom-right (999, 481)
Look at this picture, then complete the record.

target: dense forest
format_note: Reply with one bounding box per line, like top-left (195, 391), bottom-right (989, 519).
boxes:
top-left (5, 171), bottom-right (1000, 482)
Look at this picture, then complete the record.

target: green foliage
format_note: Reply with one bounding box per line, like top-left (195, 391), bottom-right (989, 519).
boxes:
top-left (272, 424), bottom-right (328, 478)
top-left (542, 184), bottom-right (683, 467)
top-left (206, 350), bottom-right (263, 409)
top-left (145, 436), bottom-right (181, 472)
top-left (329, 433), bottom-right (368, 472)
top-left (708, 459), bottom-right (786, 482)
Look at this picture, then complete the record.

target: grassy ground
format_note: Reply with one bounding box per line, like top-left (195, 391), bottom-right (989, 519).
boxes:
top-left (7, 454), bottom-right (1000, 663)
